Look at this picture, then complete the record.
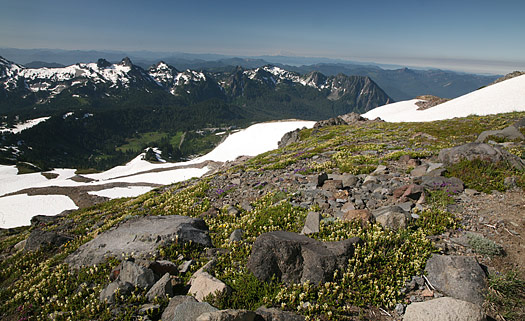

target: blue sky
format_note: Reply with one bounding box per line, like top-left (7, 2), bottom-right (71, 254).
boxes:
top-left (1, 0), bottom-right (524, 74)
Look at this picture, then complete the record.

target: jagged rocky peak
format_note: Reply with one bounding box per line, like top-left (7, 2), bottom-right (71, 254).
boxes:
top-left (302, 71), bottom-right (327, 88)
top-left (96, 58), bottom-right (112, 68)
top-left (119, 57), bottom-right (133, 67)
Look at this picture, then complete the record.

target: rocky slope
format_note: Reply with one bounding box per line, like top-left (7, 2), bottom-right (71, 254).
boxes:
top-left (1, 111), bottom-right (524, 320)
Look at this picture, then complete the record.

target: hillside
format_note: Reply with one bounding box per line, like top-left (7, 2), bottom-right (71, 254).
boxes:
top-left (1, 110), bottom-right (524, 320)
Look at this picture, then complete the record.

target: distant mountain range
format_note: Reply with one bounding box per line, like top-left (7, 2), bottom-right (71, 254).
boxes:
top-left (0, 48), bottom-right (499, 101)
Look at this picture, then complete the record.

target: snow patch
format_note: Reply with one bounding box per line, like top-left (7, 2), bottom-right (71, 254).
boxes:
top-left (0, 194), bottom-right (78, 228)
top-left (88, 186), bottom-right (153, 199)
top-left (0, 116), bottom-right (51, 134)
top-left (362, 75), bottom-right (525, 122)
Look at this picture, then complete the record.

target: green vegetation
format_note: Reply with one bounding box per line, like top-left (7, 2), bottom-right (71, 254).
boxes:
top-left (116, 132), bottom-right (169, 152)
top-left (445, 159), bottom-right (525, 193)
top-left (486, 271), bottom-right (525, 321)
top-left (466, 232), bottom-right (504, 256)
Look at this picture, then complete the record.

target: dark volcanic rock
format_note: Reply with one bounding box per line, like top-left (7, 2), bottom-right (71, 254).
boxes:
top-left (247, 231), bottom-right (362, 284)
top-left (425, 254), bottom-right (486, 304)
top-left (65, 215), bottom-right (212, 268)
top-left (24, 229), bottom-right (72, 251)
top-left (278, 128), bottom-right (301, 149)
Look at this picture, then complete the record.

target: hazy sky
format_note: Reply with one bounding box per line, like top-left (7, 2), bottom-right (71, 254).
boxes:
top-left (1, 0), bottom-right (524, 74)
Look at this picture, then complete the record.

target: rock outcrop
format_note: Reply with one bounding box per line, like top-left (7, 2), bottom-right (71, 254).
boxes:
top-left (65, 215), bottom-right (212, 268)
top-left (247, 231), bottom-right (361, 284)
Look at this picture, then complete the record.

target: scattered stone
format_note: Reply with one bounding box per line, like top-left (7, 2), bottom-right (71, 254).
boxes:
top-left (403, 297), bottom-right (486, 321)
top-left (149, 260), bottom-right (179, 276)
top-left (196, 309), bottom-right (258, 321)
top-left (255, 306), bottom-right (305, 321)
top-left (316, 173), bottom-right (328, 187)
top-left (393, 184), bottom-right (424, 202)
top-left (171, 301), bottom-right (219, 321)
top-left (394, 303), bottom-right (405, 315)
top-left (301, 212), bottom-right (320, 235)
top-left (13, 239), bottom-right (27, 251)
top-left (372, 165), bottom-right (388, 175)
top-left (464, 189), bottom-right (479, 196)
top-left (410, 165), bottom-right (429, 177)
top-left (362, 175), bottom-right (379, 185)
top-left (24, 229), bottom-right (72, 252)
top-left (189, 271), bottom-right (231, 302)
top-left (398, 201), bottom-right (413, 212)
top-left (425, 254), bottom-right (486, 304)
top-left (229, 229), bottom-right (244, 242)
top-left (119, 260), bottom-right (155, 291)
top-left (146, 272), bottom-right (173, 301)
top-left (341, 209), bottom-right (374, 226)
top-left (30, 215), bottom-right (61, 227)
top-left (161, 296), bottom-right (198, 321)
top-left (99, 280), bottom-right (133, 304)
top-left (65, 215), bottom-right (212, 268)
top-left (341, 174), bottom-right (358, 188)
top-left (407, 158), bottom-right (421, 167)
top-left (322, 179), bottom-right (343, 191)
top-left (179, 260), bottom-right (193, 273)
top-left (422, 176), bottom-right (464, 194)
top-left (247, 230), bottom-right (361, 285)
top-left (372, 206), bottom-right (411, 230)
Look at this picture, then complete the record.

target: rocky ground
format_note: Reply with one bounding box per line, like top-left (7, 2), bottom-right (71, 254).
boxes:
top-left (1, 112), bottom-right (524, 321)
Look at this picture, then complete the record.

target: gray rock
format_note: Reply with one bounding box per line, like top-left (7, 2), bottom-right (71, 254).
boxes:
top-left (422, 176), bottom-right (464, 194)
top-left (301, 212), bottom-right (320, 235)
top-left (426, 162), bottom-right (443, 173)
top-left (341, 174), bottom-right (358, 188)
top-left (229, 229), bottom-right (244, 242)
top-left (161, 296), bottom-right (198, 321)
top-left (372, 165), bottom-right (388, 175)
top-left (171, 301), bottom-right (219, 321)
top-left (197, 309), bottom-right (258, 321)
top-left (189, 271), bottom-right (231, 301)
top-left (24, 229), bottom-right (72, 252)
top-left (476, 125), bottom-right (525, 143)
top-left (362, 175), bottom-right (379, 185)
top-left (119, 260), bottom-right (155, 290)
top-left (372, 206), bottom-right (411, 230)
top-left (99, 280), bottom-right (133, 304)
top-left (410, 165), bottom-right (429, 177)
top-left (247, 230), bottom-right (361, 285)
top-left (395, 303), bottom-right (405, 315)
top-left (398, 202), bottom-right (414, 212)
top-left (438, 142), bottom-right (525, 171)
top-left (146, 272), bottom-right (173, 301)
top-left (65, 215), bottom-right (212, 268)
top-left (278, 128), bottom-right (301, 148)
top-left (179, 260), bottom-right (193, 273)
top-left (255, 307), bottom-right (305, 321)
top-left (149, 260), bottom-right (179, 276)
top-left (403, 297), bottom-right (486, 321)
top-left (425, 254), bottom-right (486, 304)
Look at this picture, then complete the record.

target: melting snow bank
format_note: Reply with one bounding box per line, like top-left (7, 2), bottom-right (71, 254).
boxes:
top-left (88, 186), bottom-right (154, 199)
top-left (0, 120), bottom-right (314, 228)
top-left (362, 74), bottom-right (525, 122)
top-left (0, 116), bottom-right (51, 134)
top-left (0, 194), bottom-right (78, 229)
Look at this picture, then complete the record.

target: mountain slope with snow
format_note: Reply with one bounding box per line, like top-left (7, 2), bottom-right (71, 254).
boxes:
top-left (362, 74), bottom-right (525, 122)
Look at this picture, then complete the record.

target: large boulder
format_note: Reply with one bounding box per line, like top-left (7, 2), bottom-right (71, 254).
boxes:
top-left (278, 129), bottom-right (301, 149)
top-left (65, 215), bottom-right (212, 268)
top-left (421, 176), bottom-right (464, 194)
top-left (476, 125), bottom-right (525, 143)
top-left (438, 143), bottom-right (525, 170)
top-left (247, 231), bottom-right (361, 285)
top-left (171, 301), bottom-right (219, 321)
top-left (403, 297), bottom-right (486, 321)
top-left (146, 272), bottom-right (173, 301)
top-left (161, 296), bottom-right (198, 321)
top-left (24, 229), bottom-right (72, 252)
top-left (425, 254), bottom-right (486, 304)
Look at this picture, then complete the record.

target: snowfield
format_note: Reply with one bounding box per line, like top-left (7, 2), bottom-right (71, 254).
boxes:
top-left (0, 194), bottom-right (78, 229)
top-left (362, 74), bottom-right (525, 122)
top-left (0, 120), bottom-right (315, 228)
top-left (0, 116), bottom-right (51, 134)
